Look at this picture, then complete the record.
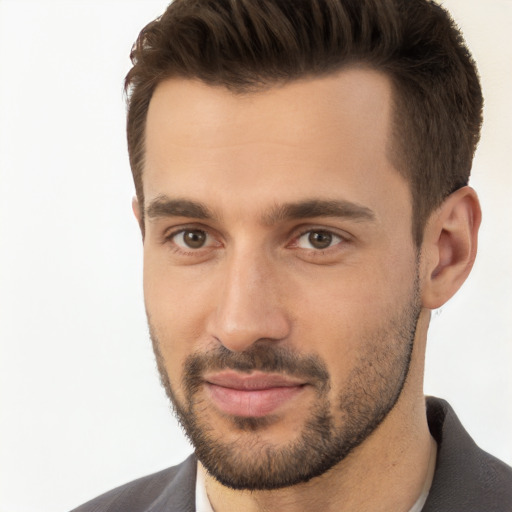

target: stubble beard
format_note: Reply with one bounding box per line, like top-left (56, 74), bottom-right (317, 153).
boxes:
top-left (149, 281), bottom-right (421, 491)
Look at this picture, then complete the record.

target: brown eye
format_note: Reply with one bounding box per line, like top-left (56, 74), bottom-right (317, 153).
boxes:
top-left (296, 230), bottom-right (342, 250)
top-left (308, 231), bottom-right (333, 249)
top-left (175, 229), bottom-right (208, 249)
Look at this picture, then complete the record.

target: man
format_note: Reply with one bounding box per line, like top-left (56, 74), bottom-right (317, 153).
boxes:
top-left (73, 0), bottom-right (512, 510)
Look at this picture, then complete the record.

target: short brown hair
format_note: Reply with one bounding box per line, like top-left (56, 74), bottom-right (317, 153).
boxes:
top-left (125, 0), bottom-right (483, 245)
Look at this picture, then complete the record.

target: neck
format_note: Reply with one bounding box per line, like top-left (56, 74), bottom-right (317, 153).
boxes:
top-left (204, 312), bottom-right (433, 512)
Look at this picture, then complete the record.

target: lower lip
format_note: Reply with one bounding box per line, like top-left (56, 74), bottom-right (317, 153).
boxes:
top-left (206, 383), bottom-right (305, 417)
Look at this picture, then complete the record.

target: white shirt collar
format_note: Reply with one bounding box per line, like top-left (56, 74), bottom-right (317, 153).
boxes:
top-left (195, 462), bottom-right (215, 512)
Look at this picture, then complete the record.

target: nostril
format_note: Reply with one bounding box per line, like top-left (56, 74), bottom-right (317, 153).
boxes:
top-left (207, 308), bottom-right (291, 353)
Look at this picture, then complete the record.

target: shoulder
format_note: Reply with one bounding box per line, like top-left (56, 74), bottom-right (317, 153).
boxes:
top-left (424, 397), bottom-right (512, 512)
top-left (70, 454), bottom-right (197, 512)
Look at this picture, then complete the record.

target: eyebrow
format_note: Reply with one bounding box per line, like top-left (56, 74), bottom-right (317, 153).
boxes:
top-left (145, 196), bottom-right (375, 224)
top-left (146, 196), bottom-right (216, 220)
top-left (263, 199), bottom-right (376, 225)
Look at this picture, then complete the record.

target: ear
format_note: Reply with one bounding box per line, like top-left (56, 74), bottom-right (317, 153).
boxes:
top-left (420, 186), bottom-right (481, 310)
top-left (132, 196), bottom-right (145, 240)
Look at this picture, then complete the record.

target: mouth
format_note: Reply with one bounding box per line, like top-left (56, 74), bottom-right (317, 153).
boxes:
top-left (204, 371), bottom-right (308, 418)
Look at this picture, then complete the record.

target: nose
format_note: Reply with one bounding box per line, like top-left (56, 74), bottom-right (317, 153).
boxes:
top-left (206, 248), bottom-right (291, 352)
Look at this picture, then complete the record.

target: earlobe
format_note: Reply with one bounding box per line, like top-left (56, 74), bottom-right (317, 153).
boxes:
top-left (132, 196), bottom-right (145, 240)
top-left (420, 186), bottom-right (481, 310)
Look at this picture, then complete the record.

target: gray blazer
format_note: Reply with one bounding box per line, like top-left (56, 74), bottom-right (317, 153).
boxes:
top-left (71, 397), bottom-right (512, 511)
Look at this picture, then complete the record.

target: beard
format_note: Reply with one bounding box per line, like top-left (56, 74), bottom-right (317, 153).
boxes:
top-left (149, 279), bottom-right (421, 491)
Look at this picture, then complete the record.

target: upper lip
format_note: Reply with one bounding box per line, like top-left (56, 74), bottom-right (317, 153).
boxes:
top-left (204, 371), bottom-right (306, 390)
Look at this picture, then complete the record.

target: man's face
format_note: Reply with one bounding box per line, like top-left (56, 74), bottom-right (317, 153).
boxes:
top-left (141, 69), bottom-right (421, 489)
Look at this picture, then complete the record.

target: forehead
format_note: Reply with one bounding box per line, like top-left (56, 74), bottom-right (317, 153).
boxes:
top-left (143, 69), bottom-right (409, 224)
top-left (146, 68), bottom-right (393, 155)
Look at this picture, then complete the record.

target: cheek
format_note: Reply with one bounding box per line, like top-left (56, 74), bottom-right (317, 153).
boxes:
top-left (293, 261), bottom-right (407, 324)
top-left (143, 247), bottom-right (214, 326)
top-left (143, 261), bottom-right (215, 386)
top-left (289, 254), bottom-right (416, 364)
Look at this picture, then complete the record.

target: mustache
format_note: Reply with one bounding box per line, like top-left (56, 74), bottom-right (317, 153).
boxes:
top-left (182, 343), bottom-right (330, 395)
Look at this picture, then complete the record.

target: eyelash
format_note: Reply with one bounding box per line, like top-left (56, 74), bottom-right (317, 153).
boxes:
top-left (291, 228), bottom-right (345, 251)
top-left (164, 227), bottom-right (217, 254)
top-left (163, 226), bottom-right (349, 256)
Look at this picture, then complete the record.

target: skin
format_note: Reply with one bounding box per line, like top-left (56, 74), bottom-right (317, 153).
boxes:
top-left (135, 68), bottom-right (481, 512)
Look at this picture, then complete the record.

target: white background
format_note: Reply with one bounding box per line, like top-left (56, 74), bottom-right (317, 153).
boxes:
top-left (0, 1), bottom-right (510, 511)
